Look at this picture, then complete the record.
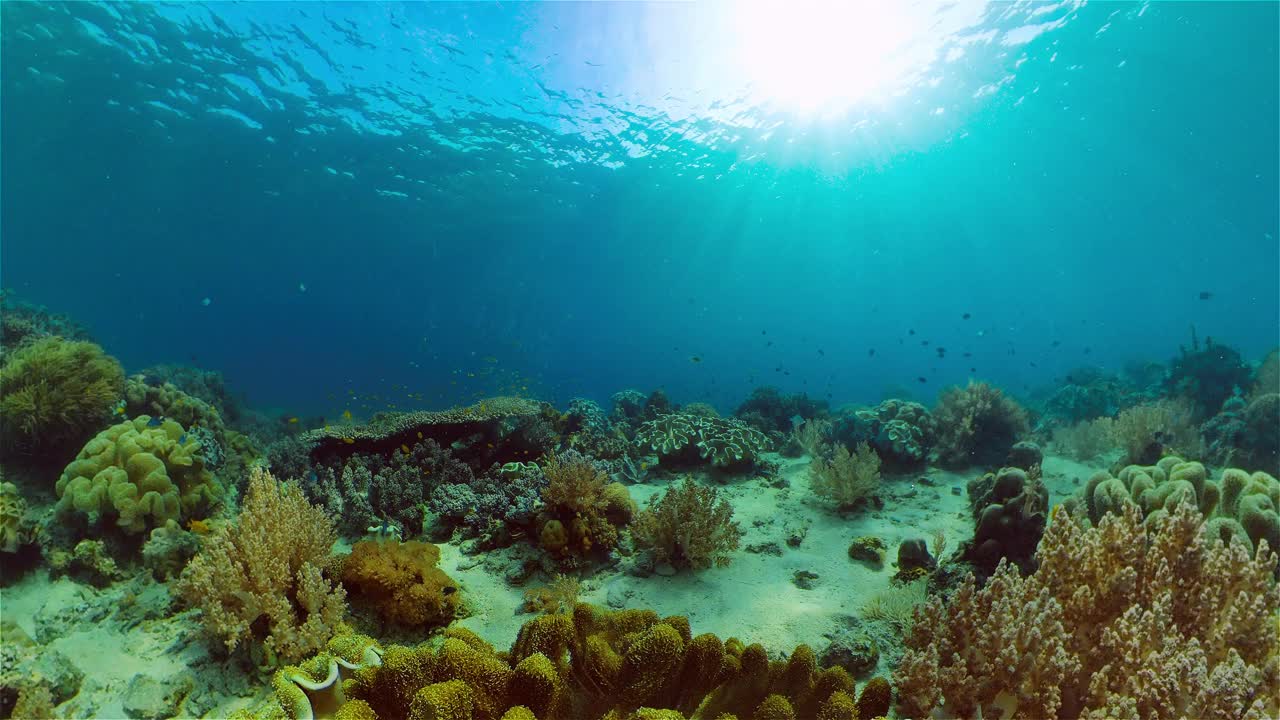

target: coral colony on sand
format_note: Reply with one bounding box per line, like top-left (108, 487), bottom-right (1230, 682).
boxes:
top-left (0, 301), bottom-right (1276, 720)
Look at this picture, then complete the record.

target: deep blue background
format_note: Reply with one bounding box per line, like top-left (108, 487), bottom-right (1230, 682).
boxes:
top-left (3, 2), bottom-right (1276, 418)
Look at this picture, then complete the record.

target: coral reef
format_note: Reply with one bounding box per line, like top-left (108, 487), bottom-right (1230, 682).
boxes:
top-left (1251, 348), bottom-right (1279, 399)
top-left (56, 416), bottom-right (222, 535)
top-left (140, 519), bottom-right (201, 580)
top-left (536, 451), bottom-right (634, 563)
top-left (303, 397), bottom-right (543, 468)
top-left (123, 374), bottom-right (228, 442)
top-left (431, 461), bottom-right (548, 545)
top-left (961, 466), bottom-right (1048, 575)
top-left (808, 442), bottom-right (881, 510)
top-left (254, 604), bottom-right (892, 720)
top-left (635, 413), bottom-right (771, 470)
top-left (47, 539), bottom-right (124, 586)
top-left (1202, 393), bottom-right (1280, 475)
top-left (1064, 456), bottom-right (1280, 557)
top-left (832, 399), bottom-right (936, 472)
top-left (895, 502), bottom-right (1279, 719)
top-left (846, 536), bottom-right (886, 569)
top-left (0, 481), bottom-right (36, 554)
top-left (522, 574), bottom-right (581, 615)
top-left (932, 381), bottom-right (1029, 469)
top-left (1050, 417), bottom-right (1115, 462)
top-left (0, 291), bottom-right (91, 352)
top-left (0, 336), bottom-right (124, 461)
top-left (1110, 398), bottom-right (1200, 465)
top-left (341, 540), bottom-right (461, 630)
top-left (175, 466), bottom-right (347, 665)
top-left (1166, 334), bottom-right (1251, 419)
top-left (734, 386), bottom-right (828, 437)
top-left (633, 477), bottom-right (742, 571)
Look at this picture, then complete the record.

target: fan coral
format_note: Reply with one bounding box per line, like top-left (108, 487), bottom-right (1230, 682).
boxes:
top-left (255, 603), bottom-right (891, 720)
top-left (833, 399), bottom-right (936, 472)
top-left (933, 381), bottom-right (1029, 469)
top-left (0, 336), bottom-right (124, 461)
top-left (809, 442), bottom-right (881, 510)
top-left (633, 477), bottom-right (742, 571)
top-left (56, 416), bottom-right (222, 534)
top-left (175, 466), bottom-right (346, 665)
top-left (536, 451), bottom-right (634, 560)
top-left (894, 502), bottom-right (1279, 719)
top-left (341, 540), bottom-right (460, 629)
top-left (961, 466), bottom-right (1048, 575)
top-left (635, 413), bottom-right (771, 469)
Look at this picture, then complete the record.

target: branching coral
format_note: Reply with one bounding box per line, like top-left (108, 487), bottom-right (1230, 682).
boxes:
top-left (635, 414), bottom-right (771, 470)
top-left (809, 443), bottom-right (881, 510)
top-left (175, 466), bottom-right (346, 665)
top-left (340, 540), bottom-right (460, 629)
top-left (536, 451), bottom-right (634, 561)
top-left (633, 478), bottom-right (742, 571)
top-left (933, 381), bottom-right (1029, 469)
top-left (0, 336), bottom-right (124, 461)
top-left (894, 502), bottom-right (1280, 719)
top-left (257, 603), bottom-right (893, 720)
top-left (56, 416), bottom-right (222, 534)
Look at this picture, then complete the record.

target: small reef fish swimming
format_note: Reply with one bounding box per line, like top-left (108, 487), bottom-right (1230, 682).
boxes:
top-left (146, 416), bottom-right (164, 427)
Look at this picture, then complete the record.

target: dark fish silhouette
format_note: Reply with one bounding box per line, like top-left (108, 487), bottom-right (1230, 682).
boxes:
top-left (921, 340), bottom-right (930, 346)
top-left (963, 352), bottom-right (972, 358)
top-left (962, 313), bottom-right (971, 320)
top-left (868, 348), bottom-right (876, 357)
top-left (818, 349), bottom-right (825, 356)
top-left (917, 376), bottom-right (928, 383)
top-left (908, 329), bottom-right (916, 335)
top-left (1084, 347), bottom-right (1092, 355)
top-left (1199, 291), bottom-right (1213, 300)
top-left (1052, 340), bottom-right (1061, 347)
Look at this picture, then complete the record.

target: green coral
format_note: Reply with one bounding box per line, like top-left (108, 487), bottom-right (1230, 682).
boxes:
top-left (55, 416), bottom-right (221, 534)
top-left (1068, 456), bottom-right (1280, 555)
top-left (635, 414), bottom-right (770, 469)
top-left (0, 337), bottom-right (124, 459)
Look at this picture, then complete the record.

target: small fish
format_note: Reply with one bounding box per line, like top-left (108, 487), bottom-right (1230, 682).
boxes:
top-left (817, 349), bottom-right (825, 356)
top-left (307, 470), bottom-right (318, 484)
top-left (962, 313), bottom-right (971, 320)
top-left (936, 347), bottom-right (947, 357)
top-left (970, 367), bottom-right (977, 372)
top-left (1084, 347), bottom-right (1092, 355)
top-left (761, 330), bottom-right (767, 335)
top-left (401, 444), bottom-right (411, 455)
top-left (299, 282), bottom-right (307, 293)
top-left (147, 416), bottom-right (164, 427)
top-left (1198, 291), bottom-right (1213, 300)
top-left (868, 348), bottom-right (876, 357)
top-left (179, 433), bottom-right (188, 444)
top-left (288, 417), bottom-right (299, 424)
top-left (113, 400), bottom-right (127, 416)
top-left (1052, 340), bottom-right (1061, 347)
top-left (921, 340), bottom-right (929, 346)
top-left (908, 329), bottom-right (916, 335)
top-left (766, 341), bottom-right (773, 347)
top-left (690, 356), bottom-right (702, 363)
top-left (917, 376), bottom-right (928, 383)
top-left (342, 409), bottom-right (353, 421)
top-left (1030, 362), bottom-right (1038, 368)
top-left (417, 431), bottom-right (424, 439)
top-left (201, 297), bottom-right (211, 307)
top-left (342, 437), bottom-right (355, 445)
top-left (963, 352), bottom-right (972, 358)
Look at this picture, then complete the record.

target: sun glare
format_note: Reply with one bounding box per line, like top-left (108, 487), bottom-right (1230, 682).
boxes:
top-left (726, 1), bottom-right (930, 116)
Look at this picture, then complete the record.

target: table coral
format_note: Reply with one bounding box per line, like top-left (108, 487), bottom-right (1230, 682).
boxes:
top-left (894, 502), bottom-right (1279, 719)
top-left (56, 415), bottom-right (222, 534)
top-left (175, 466), bottom-right (346, 665)
top-left (340, 539), bottom-right (461, 629)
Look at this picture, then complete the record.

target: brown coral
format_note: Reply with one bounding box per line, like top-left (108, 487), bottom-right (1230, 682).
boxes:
top-left (341, 539), bottom-right (460, 629)
top-left (633, 478), bottom-right (742, 571)
top-left (933, 381), bottom-right (1029, 468)
top-left (175, 466), bottom-right (346, 665)
top-left (894, 502), bottom-right (1279, 719)
top-left (1111, 398), bottom-right (1200, 465)
top-left (537, 452), bottom-right (634, 560)
top-left (809, 442), bottom-right (881, 510)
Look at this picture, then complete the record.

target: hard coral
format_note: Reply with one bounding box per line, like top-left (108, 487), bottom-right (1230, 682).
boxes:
top-left (809, 443), bottom-right (881, 511)
top-left (633, 477), bottom-right (742, 571)
top-left (933, 381), bottom-right (1029, 469)
top-left (894, 502), bottom-right (1279, 719)
top-left (341, 540), bottom-right (460, 629)
top-left (176, 466), bottom-right (346, 665)
top-left (0, 336), bottom-right (124, 461)
top-left (56, 416), bottom-right (222, 534)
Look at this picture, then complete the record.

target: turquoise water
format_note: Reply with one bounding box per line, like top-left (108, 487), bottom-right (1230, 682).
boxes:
top-left (3, 1), bottom-right (1276, 417)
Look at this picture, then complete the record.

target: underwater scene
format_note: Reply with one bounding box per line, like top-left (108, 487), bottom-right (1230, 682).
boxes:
top-left (1, 1), bottom-right (1278, 719)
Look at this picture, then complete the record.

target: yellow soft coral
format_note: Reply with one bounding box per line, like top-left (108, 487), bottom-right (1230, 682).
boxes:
top-left (340, 540), bottom-right (460, 629)
top-left (895, 502), bottom-right (1279, 718)
top-left (56, 416), bottom-right (220, 533)
top-left (175, 466), bottom-right (345, 664)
